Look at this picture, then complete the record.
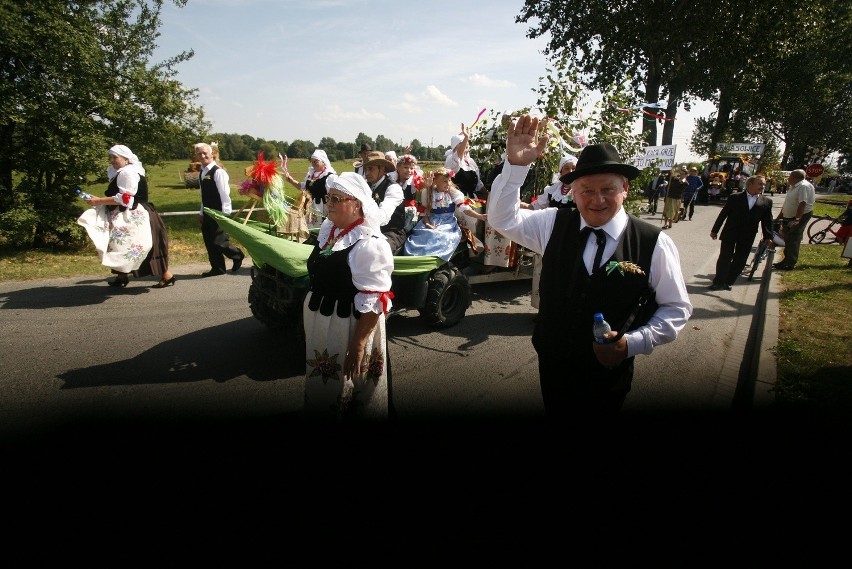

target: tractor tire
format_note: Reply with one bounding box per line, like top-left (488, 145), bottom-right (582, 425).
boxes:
top-left (248, 266), bottom-right (306, 340)
top-left (418, 264), bottom-right (471, 328)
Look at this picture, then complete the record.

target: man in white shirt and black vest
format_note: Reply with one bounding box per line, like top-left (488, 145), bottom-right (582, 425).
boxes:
top-left (195, 142), bottom-right (245, 277)
top-left (361, 151), bottom-right (407, 255)
top-left (488, 115), bottom-right (693, 425)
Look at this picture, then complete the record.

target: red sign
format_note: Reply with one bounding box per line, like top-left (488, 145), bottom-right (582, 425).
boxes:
top-left (806, 163), bottom-right (825, 177)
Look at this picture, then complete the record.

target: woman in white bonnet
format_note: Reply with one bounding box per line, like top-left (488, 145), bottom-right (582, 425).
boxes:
top-left (302, 171), bottom-right (395, 421)
top-left (527, 154), bottom-right (578, 210)
top-left (77, 144), bottom-right (175, 288)
top-left (283, 148), bottom-right (335, 228)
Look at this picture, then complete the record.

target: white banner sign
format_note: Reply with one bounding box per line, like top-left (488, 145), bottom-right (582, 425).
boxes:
top-left (714, 142), bottom-right (765, 155)
top-left (631, 145), bottom-right (677, 170)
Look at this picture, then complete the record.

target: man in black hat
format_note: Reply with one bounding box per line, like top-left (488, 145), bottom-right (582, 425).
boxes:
top-left (361, 150), bottom-right (407, 254)
top-left (487, 115), bottom-right (692, 423)
top-left (354, 143), bottom-right (372, 178)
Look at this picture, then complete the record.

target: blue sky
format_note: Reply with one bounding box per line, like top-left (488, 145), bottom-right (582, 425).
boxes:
top-left (153, 0), bottom-right (711, 161)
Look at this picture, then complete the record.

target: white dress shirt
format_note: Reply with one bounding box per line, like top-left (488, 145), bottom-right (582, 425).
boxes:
top-left (488, 162), bottom-right (693, 358)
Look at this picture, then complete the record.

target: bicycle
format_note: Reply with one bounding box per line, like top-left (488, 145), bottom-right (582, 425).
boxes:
top-left (747, 221), bottom-right (784, 281)
top-left (807, 214), bottom-right (843, 244)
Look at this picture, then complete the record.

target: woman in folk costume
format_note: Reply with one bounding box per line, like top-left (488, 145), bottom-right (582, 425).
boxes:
top-left (302, 172), bottom-right (395, 421)
top-left (662, 166), bottom-right (688, 229)
top-left (523, 154), bottom-right (578, 312)
top-left (403, 167), bottom-right (487, 261)
top-left (77, 144), bottom-right (175, 288)
top-left (444, 122), bottom-right (484, 200)
top-left (283, 148), bottom-right (336, 228)
top-left (529, 154), bottom-right (579, 211)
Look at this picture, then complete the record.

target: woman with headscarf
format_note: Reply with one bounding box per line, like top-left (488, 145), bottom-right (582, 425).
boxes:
top-left (77, 144), bottom-right (175, 288)
top-left (302, 172), bottom-right (395, 421)
top-left (444, 122), bottom-right (484, 199)
top-left (528, 154), bottom-right (578, 210)
top-left (283, 148), bottom-right (336, 228)
top-left (663, 166), bottom-right (688, 229)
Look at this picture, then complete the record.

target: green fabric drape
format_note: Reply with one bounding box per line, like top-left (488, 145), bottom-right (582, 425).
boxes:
top-left (206, 208), bottom-right (446, 278)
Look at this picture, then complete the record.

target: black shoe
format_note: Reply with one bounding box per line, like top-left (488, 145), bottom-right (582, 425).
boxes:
top-left (775, 264), bottom-right (793, 271)
top-left (772, 262), bottom-right (786, 269)
top-left (231, 255), bottom-right (244, 273)
top-left (152, 276), bottom-right (176, 288)
top-left (724, 285), bottom-right (733, 290)
top-left (201, 269), bottom-right (226, 277)
top-left (708, 283), bottom-right (721, 291)
top-left (108, 275), bottom-right (129, 288)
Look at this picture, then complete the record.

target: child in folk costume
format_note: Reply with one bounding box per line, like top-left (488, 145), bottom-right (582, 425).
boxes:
top-left (403, 168), bottom-right (487, 261)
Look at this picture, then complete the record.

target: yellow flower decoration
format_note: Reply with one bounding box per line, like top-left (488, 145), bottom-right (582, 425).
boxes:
top-left (605, 261), bottom-right (646, 277)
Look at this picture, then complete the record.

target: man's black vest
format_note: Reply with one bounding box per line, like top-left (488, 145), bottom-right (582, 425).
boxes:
top-left (372, 177), bottom-right (406, 232)
top-left (200, 165), bottom-right (223, 211)
top-left (532, 209), bottom-right (660, 357)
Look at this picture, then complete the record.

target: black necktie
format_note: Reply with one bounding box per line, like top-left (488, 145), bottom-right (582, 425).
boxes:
top-left (592, 229), bottom-right (607, 271)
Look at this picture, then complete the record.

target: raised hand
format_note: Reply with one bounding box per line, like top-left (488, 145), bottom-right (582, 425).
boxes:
top-left (506, 115), bottom-right (549, 167)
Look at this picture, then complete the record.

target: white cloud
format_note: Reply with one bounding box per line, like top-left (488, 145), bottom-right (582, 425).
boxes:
top-left (424, 85), bottom-right (458, 107)
top-left (391, 102), bottom-right (423, 113)
top-left (467, 73), bottom-right (514, 88)
top-left (313, 104), bottom-right (387, 123)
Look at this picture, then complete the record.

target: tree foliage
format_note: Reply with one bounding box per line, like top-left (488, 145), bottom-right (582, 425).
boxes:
top-left (0, 0), bottom-right (205, 248)
top-left (469, 57), bottom-right (646, 204)
top-left (517, 0), bottom-right (852, 173)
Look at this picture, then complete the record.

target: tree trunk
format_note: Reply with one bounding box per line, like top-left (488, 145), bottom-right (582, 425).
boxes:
top-left (710, 88), bottom-right (734, 153)
top-left (642, 65), bottom-right (663, 146)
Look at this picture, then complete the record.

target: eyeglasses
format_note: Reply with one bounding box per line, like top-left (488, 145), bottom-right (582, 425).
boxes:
top-left (322, 195), bottom-right (357, 204)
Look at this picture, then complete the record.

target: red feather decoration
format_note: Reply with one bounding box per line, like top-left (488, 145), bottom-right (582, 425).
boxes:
top-left (249, 152), bottom-right (279, 186)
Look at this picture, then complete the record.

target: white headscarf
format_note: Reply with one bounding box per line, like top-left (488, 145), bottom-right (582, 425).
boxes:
top-left (107, 144), bottom-right (146, 179)
top-left (559, 154), bottom-right (578, 171)
top-left (324, 172), bottom-right (382, 234)
top-left (554, 154), bottom-right (578, 183)
top-left (384, 151), bottom-right (398, 163)
top-left (307, 149), bottom-right (335, 178)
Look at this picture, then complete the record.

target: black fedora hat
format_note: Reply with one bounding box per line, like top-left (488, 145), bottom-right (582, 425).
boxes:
top-left (560, 143), bottom-right (640, 184)
top-left (359, 142), bottom-right (373, 153)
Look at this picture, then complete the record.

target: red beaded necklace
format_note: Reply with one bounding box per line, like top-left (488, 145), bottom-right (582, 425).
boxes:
top-left (320, 217), bottom-right (364, 255)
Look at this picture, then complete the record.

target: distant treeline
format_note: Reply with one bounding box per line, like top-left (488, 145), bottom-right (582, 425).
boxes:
top-left (183, 132), bottom-right (454, 163)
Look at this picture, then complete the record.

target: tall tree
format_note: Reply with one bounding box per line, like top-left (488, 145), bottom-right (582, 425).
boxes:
top-left (0, 0), bottom-right (205, 248)
top-left (517, 0), bottom-right (715, 147)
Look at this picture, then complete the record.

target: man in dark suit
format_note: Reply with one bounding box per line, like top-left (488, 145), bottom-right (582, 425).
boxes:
top-left (708, 175), bottom-right (774, 290)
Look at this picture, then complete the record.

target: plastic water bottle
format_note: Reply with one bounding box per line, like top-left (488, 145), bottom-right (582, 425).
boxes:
top-left (75, 188), bottom-right (93, 200)
top-left (593, 312), bottom-right (612, 344)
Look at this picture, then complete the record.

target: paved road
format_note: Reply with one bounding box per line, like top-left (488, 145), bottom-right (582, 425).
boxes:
top-left (8, 197), bottom-right (843, 545)
top-left (0, 200), bottom-right (780, 442)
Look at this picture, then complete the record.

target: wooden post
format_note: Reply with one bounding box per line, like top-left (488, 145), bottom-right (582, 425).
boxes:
top-left (242, 198), bottom-right (259, 224)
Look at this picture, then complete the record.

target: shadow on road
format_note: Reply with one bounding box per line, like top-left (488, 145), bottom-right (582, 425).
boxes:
top-left (57, 316), bottom-right (304, 388)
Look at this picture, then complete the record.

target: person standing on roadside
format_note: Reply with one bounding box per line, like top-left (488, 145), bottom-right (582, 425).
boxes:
top-left (773, 169), bottom-right (815, 271)
top-left (195, 142), bottom-right (244, 277)
top-left (682, 167), bottom-right (703, 221)
top-left (662, 166), bottom-right (687, 229)
top-left (708, 175), bottom-right (774, 291)
top-left (487, 115), bottom-right (692, 424)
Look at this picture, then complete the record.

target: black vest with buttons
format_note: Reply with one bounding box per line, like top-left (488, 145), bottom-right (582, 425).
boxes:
top-left (532, 209), bottom-right (660, 360)
top-left (372, 177), bottom-right (406, 233)
top-left (199, 165), bottom-right (222, 211)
